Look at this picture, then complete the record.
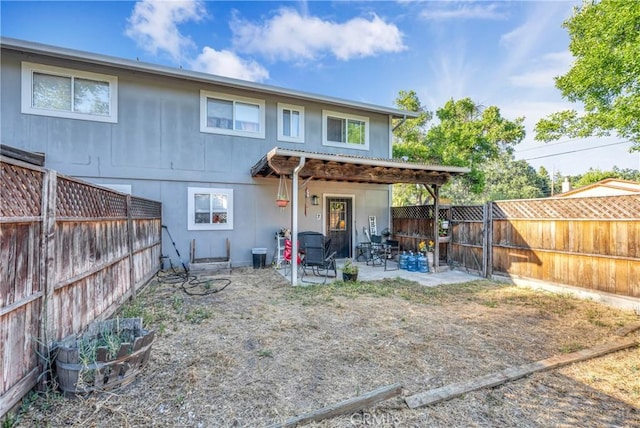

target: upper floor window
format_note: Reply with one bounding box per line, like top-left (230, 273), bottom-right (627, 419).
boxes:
top-left (200, 90), bottom-right (265, 139)
top-left (188, 187), bottom-right (234, 230)
top-left (277, 103), bottom-right (304, 143)
top-left (322, 110), bottom-right (369, 150)
top-left (21, 62), bottom-right (118, 123)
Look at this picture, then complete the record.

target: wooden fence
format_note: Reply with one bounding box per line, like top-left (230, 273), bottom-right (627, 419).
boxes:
top-left (0, 156), bottom-right (162, 417)
top-left (449, 196), bottom-right (640, 298)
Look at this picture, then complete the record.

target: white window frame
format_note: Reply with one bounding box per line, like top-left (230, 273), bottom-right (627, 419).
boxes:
top-left (277, 103), bottom-right (305, 143)
top-left (21, 61), bottom-right (118, 123)
top-left (187, 187), bottom-right (234, 231)
top-left (200, 90), bottom-right (265, 139)
top-left (322, 110), bottom-right (369, 150)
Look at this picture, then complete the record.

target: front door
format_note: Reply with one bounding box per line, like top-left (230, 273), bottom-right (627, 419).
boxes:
top-left (326, 197), bottom-right (352, 258)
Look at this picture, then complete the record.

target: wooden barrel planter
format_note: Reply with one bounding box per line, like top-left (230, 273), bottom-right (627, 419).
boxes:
top-left (54, 318), bottom-right (155, 397)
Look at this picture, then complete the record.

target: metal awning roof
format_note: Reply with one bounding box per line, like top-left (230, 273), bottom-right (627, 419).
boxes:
top-left (250, 147), bottom-right (469, 186)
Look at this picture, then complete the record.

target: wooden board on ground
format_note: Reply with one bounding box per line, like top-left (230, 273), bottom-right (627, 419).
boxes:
top-left (614, 321), bottom-right (640, 337)
top-left (267, 383), bottom-right (402, 428)
top-left (405, 338), bottom-right (639, 409)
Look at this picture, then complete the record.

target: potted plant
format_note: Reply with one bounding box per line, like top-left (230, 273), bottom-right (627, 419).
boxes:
top-left (341, 258), bottom-right (359, 281)
top-left (54, 317), bottom-right (155, 396)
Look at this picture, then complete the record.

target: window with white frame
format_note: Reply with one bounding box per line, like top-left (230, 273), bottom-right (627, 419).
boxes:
top-left (200, 90), bottom-right (265, 138)
top-left (188, 187), bottom-right (234, 230)
top-left (322, 110), bottom-right (369, 150)
top-left (21, 62), bottom-right (118, 123)
top-left (277, 103), bottom-right (304, 143)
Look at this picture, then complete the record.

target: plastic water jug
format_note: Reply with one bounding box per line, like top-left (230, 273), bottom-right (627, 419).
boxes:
top-left (399, 251), bottom-right (408, 270)
top-left (407, 252), bottom-right (418, 272)
top-left (417, 253), bottom-right (429, 273)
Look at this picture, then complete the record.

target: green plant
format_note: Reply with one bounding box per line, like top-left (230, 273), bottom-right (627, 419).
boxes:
top-left (341, 259), bottom-right (359, 275)
top-left (257, 349), bottom-right (273, 358)
top-left (185, 308), bottom-right (212, 324)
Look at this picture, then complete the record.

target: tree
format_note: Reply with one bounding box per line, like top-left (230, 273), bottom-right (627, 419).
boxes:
top-left (535, 0), bottom-right (640, 151)
top-left (443, 152), bottom-right (547, 204)
top-left (392, 94), bottom-right (526, 205)
top-left (571, 167), bottom-right (640, 188)
top-left (392, 90), bottom-right (433, 206)
top-left (398, 98), bottom-right (525, 191)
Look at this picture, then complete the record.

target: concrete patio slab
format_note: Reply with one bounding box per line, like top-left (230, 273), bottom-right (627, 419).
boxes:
top-left (276, 259), bottom-right (482, 287)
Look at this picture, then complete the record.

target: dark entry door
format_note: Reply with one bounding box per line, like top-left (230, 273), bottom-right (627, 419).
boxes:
top-left (326, 197), bottom-right (352, 258)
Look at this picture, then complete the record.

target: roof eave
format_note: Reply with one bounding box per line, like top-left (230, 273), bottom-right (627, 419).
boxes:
top-left (1, 37), bottom-right (419, 119)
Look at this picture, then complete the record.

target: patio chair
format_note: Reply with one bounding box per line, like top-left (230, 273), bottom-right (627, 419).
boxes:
top-left (383, 239), bottom-right (400, 271)
top-left (282, 238), bottom-right (302, 275)
top-left (299, 233), bottom-right (337, 284)
top-left (355, 226), bottom-right (371, 262)
top-left (366, 234), bottom-right (385, 266)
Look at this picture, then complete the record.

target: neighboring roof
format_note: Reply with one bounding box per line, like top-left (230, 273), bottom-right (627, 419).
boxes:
top-left (1, 37), bottom-right (420, 120)
top-left (251, 147), bottom-right (469, 186)
top-left (558, 178), bottom-right (640, 198)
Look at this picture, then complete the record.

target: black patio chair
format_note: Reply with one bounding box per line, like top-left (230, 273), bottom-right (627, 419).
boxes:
top-left (299, 233), bottom-right (337, 284)
top-left (383, 239), bottom-right (400, 271)
top-left (366, 234), bottom-right (385, 266)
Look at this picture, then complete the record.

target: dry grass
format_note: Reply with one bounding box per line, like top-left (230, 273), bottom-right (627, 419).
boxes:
top-left (12, 268), bottom-right (640, 427)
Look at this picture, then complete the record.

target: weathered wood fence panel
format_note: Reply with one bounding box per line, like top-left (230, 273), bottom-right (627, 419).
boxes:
top-left (394, 195), bottom-right (640, 299)
top-left (0, 156), bottom-right (162, 417)
top-left (490, 196), bottom-right (640, 298)
top-left (451, 205), bottom-right (485, 275)
top-left (448, 196), bottom-right (640, 298)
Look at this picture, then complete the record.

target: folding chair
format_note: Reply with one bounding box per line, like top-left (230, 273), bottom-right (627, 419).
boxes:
top-left (282, 238), bottom-right (302, 275)
top-left (299, 233), bottom-right (337, 284)
top-left (367, 234), bottom-right (384, 266)
top-left (355, 226), bottom-right (371, 262)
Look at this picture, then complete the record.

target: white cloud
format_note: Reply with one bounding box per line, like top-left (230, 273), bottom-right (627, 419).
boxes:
top-left (509, 51), bottom-right (573, 88)
top-left (125, 0), bottom-right (207, 60)
top-left (420, 3), bottom-right (507, 21)
top-left (230, 8), bottom-right (405, 62)
top-left (191, 47), bottom-right (269, 82)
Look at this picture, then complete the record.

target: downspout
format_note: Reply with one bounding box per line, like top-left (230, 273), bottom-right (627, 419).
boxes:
top-left (389, 115), bottom-right (406, 234)
top-left (291, 156), bottom-right (306, 286)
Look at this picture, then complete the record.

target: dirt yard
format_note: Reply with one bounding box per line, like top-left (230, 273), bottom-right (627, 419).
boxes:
top-left (13, 267), bottom-right (640, 427)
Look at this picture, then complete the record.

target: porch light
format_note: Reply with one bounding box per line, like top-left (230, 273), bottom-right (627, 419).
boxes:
top-left (311, 195), bottom-right (319, 206)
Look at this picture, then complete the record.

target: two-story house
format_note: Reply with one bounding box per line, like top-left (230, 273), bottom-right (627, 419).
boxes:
top-left (1, 37), bottom-right (466, 270)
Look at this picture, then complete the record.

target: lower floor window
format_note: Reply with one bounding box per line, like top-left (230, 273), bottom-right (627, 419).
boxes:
top-left (188, 187), bottom-right (233, 230)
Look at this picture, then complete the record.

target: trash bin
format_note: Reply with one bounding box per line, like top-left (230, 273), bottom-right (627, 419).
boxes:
top-left (252, 248), bottom-right (267, 269)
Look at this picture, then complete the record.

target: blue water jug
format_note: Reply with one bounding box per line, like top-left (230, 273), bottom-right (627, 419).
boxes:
top-left (407, 252), bottom-right (418, 272)
top-left (399, 251), bottom-right (408, 270)
top-left (417, 253), bottom-right (429, 273)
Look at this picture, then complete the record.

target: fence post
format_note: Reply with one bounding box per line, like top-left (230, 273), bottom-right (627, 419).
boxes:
top-left (482, 202), bottom-right (493, 278)
top-left (39, 169), bottom-right (56, 388)
top-left (127, 195), bottom-right (136, 300)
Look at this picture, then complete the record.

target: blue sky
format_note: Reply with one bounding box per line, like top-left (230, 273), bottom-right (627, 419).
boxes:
top-left (2, 0), bottom-right (638, 177)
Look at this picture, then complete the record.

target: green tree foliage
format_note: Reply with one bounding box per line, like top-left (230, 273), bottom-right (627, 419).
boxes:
top-left (425, 98), bottom-right (525, 193)
top-left (392, 93), bottom-right (526, 205)
top-left (535, 0), bottom-right (640, 151)
top-left (571, 167), bottom-right (640, 188)
top-left (442, 152), bottom-right (548, 204)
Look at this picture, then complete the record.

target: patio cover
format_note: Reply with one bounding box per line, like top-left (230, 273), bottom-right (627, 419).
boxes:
top-left (250, 147), bottom-right (470, 284)
top-left (251, 147), bottom-right (468, 185)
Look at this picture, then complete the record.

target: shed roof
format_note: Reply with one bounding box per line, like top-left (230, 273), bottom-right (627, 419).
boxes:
top-left (1, 37), bottom-right (419, 119)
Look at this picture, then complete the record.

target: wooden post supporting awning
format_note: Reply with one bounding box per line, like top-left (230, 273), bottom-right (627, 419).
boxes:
top-left (250, 147), bottom-right (469, 283)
